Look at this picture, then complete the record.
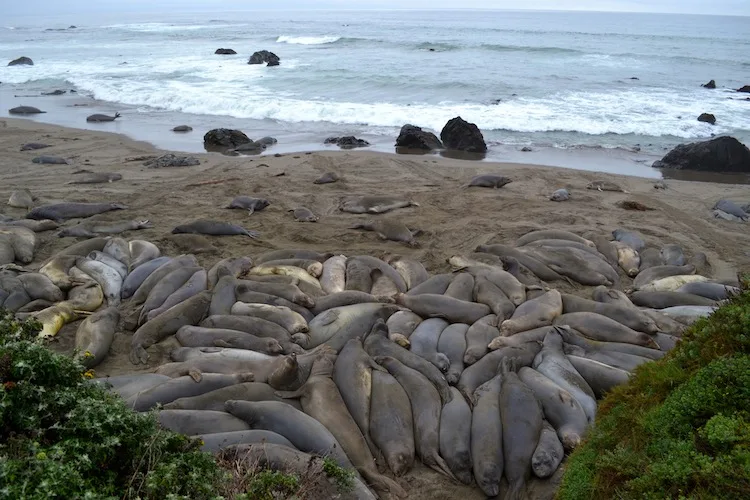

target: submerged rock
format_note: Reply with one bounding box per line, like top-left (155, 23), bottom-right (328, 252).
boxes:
top-left (652, 136), bottom-right (750, 173)
top-left (697, 113), bottom-right (716, 125)
top-left (215, 48), bottom-right (237, 55)
top-left (738, 85), bottom-right (750, 93)
top-left (248, 50), bottom-right (280, 66)
top-left (440, 116), bottom-right (487, 153)
top-left (395, 124), bottom-right (443, 151)
top-left (702, 80), bottom-right (716, 89)
top-left (324, 136), bottom-right (370, 149)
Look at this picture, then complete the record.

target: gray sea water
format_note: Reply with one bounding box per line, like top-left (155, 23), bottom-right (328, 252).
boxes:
top-left (1, 9), bottom-right (749, 173)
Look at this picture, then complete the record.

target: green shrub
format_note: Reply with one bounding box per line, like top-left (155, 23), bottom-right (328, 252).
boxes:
top-left (559, 287), bottom-right (750, 500)
top-left (322, 456), bottom-right (355, 491)
top-left (243, 470), bottom-right (300, 500)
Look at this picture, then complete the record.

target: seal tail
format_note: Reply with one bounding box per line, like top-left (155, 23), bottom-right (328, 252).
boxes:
top-left (114, 112), bottom-right (121, 119)
top-left (365, 471), bottom-right (407, 498)
top-left (426, 454), bottom-right (458, 482)
top-left (504, 479), bottom-right (526, 500)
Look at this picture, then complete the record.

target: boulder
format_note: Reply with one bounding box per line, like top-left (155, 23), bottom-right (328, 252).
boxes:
top-left (248, 50), bottom-right (280, 66)
top-left (652, 136), bottom-right (750, 173)
top-left (440, 116), bottom-right (487, 153)
top-left (8, 56), bottom-right (33, 66)
top-left (697, 113), bottom-right (716, 125)
top-left (143, 154), bottom-right (200, 168)
top-left (702, 80), bottom-right (716, 89)
top-left (395, 124), bottom-right (443, 150)
top-left (324, 136), bottom-right (370, 149)
top-left (203, 128), bottom-right (252, 150)
top-left (738, 85), bottom-right (750, 93)
top-left (215, 48), bottom-right (237, 55)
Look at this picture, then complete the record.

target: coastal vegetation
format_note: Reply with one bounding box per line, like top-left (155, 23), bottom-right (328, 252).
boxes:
top-left (559, 282), bottom-right (750, 499)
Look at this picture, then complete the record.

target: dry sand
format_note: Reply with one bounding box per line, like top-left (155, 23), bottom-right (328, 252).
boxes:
top-left (2, 116), bottom-right (750, 499)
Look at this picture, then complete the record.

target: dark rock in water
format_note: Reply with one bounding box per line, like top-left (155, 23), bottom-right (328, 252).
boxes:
top-left (697, 113), bottom-right (716, 125)
top-left (629, 77), bottom-right (639, 80)
top-left (440, 116), bottom-right (487, 153)
top-left (737, 85), bottom-right (750, 93)
top-left (232, 141), bottom-right (266, 154)
top-left (204, 128), bottom-right (252, 150)
top-left (395, 124), bottom-right (443, 151)
top-left (172, 125), bottom-right (193, 132)
top-left (521, 146), bottom-right (532, 152)
top-left (248, 50), bottom-right (280, 66)
top-left (42, 90), bottom-right (66, 96)
top-left (652, 136), bottom-right (750, 173)
top-left (32, 155), bottom-right (68, 165)
top-left (256, 137), bottom-right (277, 146)
top-left (8, 56), bottom-right (33, 66)
top-left (215, 48), bottom-right (237, 55)
top-left (143, 154), bottom-right (200, 168)
top-left (68, 25), bottom-right (77, 29)
top-left (20, 143), bottom-right (51, 151)
top-left (324, 136), bottom-right (370, 149)
top-left (9, 106), bottom-right (45, 114)
top-left (702, 80), bottom-right (716, 89)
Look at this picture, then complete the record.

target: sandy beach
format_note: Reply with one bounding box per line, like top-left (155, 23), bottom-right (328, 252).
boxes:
top-left (3, 116), bottom-right (750, 498)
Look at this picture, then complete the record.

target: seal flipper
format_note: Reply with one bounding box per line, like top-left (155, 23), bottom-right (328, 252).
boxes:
top-left (213, 339), bottom-right (235, 348)
top-left (274, 388), bottom-right (304, 399)
top-left (129, 344), bottom-right (148, 365)
top-left (368, 357), bottom-right (388, 373)
top-left (188, 369), bottom-right (203, 383)
top-left (425, 453), bottom-right (458, 482)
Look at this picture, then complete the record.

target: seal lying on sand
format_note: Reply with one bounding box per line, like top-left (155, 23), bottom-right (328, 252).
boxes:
top-left (68, 172), bottom-right (122, 184)
top-left (86, 112), bottom-right (121, 122)
top-left (8, 189), bottom-right (36, 210)
top-left (289, 207), bottom-right (318, 222)
top-left (339, 196), bottom-right (419, 214)
top-left (467, 174), bottom-right (512, 188)
top-left (351, 219), bottom-right (420, 246)
top-left (172, 220), bottom-right (259, 239)
top-left (32, 155), bottom-right (68, 164)
top-left (58, 220), bottom-right (152, 238)
top-left (314, 172), bottom-right (339, 184)
top-left (26, 202), bottom-right (127, 222)
top-left (224, 196), bottom-right (269, 215)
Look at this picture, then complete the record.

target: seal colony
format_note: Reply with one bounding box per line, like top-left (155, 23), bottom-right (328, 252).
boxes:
top-left (2, 225), bottom-right (736, 499)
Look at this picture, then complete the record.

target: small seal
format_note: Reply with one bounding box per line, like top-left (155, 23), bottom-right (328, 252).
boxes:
top-left (289, 207), bottom-right (318, 222)
top-left (467, 174), bottom-right (512, 188)
top-left (86, 112), bottom-right (121, 122)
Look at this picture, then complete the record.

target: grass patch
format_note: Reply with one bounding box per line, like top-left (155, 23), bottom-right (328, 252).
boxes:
top-left (558, 285), bottom-right (750, 499)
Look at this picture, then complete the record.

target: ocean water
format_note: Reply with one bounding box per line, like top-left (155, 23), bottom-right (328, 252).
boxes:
top-left (1, 9), bottom-right (749, 164)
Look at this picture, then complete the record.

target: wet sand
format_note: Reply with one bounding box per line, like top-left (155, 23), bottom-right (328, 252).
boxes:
top-left (2, 116), bottom-right (750, 499)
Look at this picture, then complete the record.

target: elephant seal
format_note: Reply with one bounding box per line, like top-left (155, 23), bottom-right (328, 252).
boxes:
top-left (200, 315), bottom-right (299, 354)
top-left (146, 269), bottom-right (208, 320)
top-left (658, 305), bottom-right (717, 325)
top-left (464, 314), bottom-right (499, 365)
top-left (68, 172), bottom-right (122, 184)
top-left (714, 199), bottom-right (747, 220)
top-left (345, 258), bottom-right (372, 293)
top-left (518, 366), bottom-right (589, 450)
top-left (630, 290), bottom-right (717, 309)
top-left (467, 174), bottom-right (512, 188)
top-left (74, 306), bottom-right (119, 369)
top-left (676, 282), bottom-right (739, 300)
top-left (172, 125), bottom-right (193, 132)
top-left (409, 318), bottom-right (450, 372)
top-left (364, 320), bottom-right (452, 403)
top-left (612, 228), bottom-right (645, 251)
top-left (444, 273), bottom-right (474, 302)
top-left (440, 387), bottom-right (473, 484)
top-left (164, 382), bottom-right (301, 411)
top-left (471, 373), bottom-right (504, 496)
top-left (95, 373), bottom-right (171, 400)
top-left (8, 189), bottom-right (36, 209)
top-left (376, 356), bottom-right (456, 480)
top-left (258, 259), bottom-right (323, 278)
top-left (234, 288), bottom-right (314, 323)
top-left (561, 293), bottom-right (657, 333)
top-left (352, 255), bottom-right (408, 291)
top-left (334, 339), bottom-right (386, 460)
top-left (475, 243), bottom-right (565, 282)
top-left (247, 264), bottom-right (321, 290)
top-left (386, 310), bottom-right (422, 347)
top-left (32, 155), bottom-right (68, 164)
top-left (499, 358), bottom-right (543, 500)
top-left (396, 293), bottom-right (490, 324)
top-left (310, 291), bottom-right (388, 316)
top-left (638, 274), bottom-right (709, 293)
top-left (554, 312), bottom-right (658, 348)
top-left (531, 422), bottom-right (564, 479)
top-left (370, 269), bottom-right (400, 298)
top-left (20, 143), bottom-right (50, 151)
top-left (500, 289), bottom-right (562, 336)
top-left (386, 255), bottom-right (429, 290)
top-left (121, 257), bottom-right (170, 299)
top-left (307, 303), bottom-right (399, 349)
top-left (194, 430), bottom-right (294, 453)
top-left (88, 250), bottom-right (127, 278)
top-left (456, 343), bottom-right (540, 401)
top-left (339, 196), bottom-right (418, 214)
top-left (632, 264), bottom-right (696, 290)
top-left (660, 244), bottom-right (685, 266)
top-left (236, 279), bottom-right (314, 307)
top-left (351, 219), bottom-right (418, 246)
top-left (550, 188), bottom-right (570, 201)
top-left (176, 325), bottom-right (283, 354)
top-left (157, 410), bottom-right (250, 435)
top-left (130, 291), bottom-right (212, 364)
top-left (516, 230), bottom-right (595, 248)
top-left (225, 400), bottom-right (353, 468)
top-left (131, 255), bottom-right (200, 304)
top-left (207, 256), bottom-right (253, 288)
top-left (224, 196), bottom-right (270, 215)
top-left (320, 255), bottom-right (346, 294)
top-left (103, 237), bottom-right (130, 266)
top-left (369, 369), bottom-right (415, 476)
top-left (586, 234), bottom-right (619, 268)
top-left (129, 373), bottom-right (254, 411)
top-left (639, 247), bottom-right (663, 270)
top-left (472, 274), bottom-right (516, 319)
top-left (533, 329), bottom-right (597, 422)
top-left (289, 207), bottom-right (318, 222)
top-left (17, 273), bottom-right (63, 302)
top-left (256, 249), bottom-right (332, 264)
top-left (9, 106), bottom-right (45, 114)
top-left (172, 219), bottom-right (259, 238)
top-left (277, 354), bottom-right (406, 497)
top-left (437, 323), bottom-right (469, 384)
top-left (3, 219), bottom-right (58, 232)
top-left (26, 202), bottom-right (126, 222)
top-left (402, 274), bottom-right (450, 296)
top-left (314, 172), bottom-right (340, 184)
top-left (522, 245), bottom-right (616, 286)
top-left (76, 257), bottom-right (122, 305)
top-left (231, 302), bottom-right (308, 334)
top-left (586, 180), bottom-right (626, 192)
top-left (129, 240), bottom-right (161, 270)
top-left (689, 252), bottom-right (710, 274)
top-left (567, 355), bottom-right (630, 398)
top-left (612, 240), bottom-right (640, 277)
top-left (139, 266), bottom-right (202, 324)
top-left (86, 112), bottom-right (121, 122)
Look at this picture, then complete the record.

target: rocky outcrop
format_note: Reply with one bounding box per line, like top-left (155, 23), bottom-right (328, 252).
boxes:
top-left (215, 48), bottom-right (237, 55)
top-left (248, 50), bottom-right (280, 66)
top-left (702, 80), bottom-right (716, 89)
top-left (395, 124), bottom-right (443, 150)
top-left (440, 116), bottom-right (487, 153)
top-left (697, 113), bottom-right (716, 125)
top-left (144, 154), bottom-right (200, 168)
top-left (738, 85), bottom-right (750, 93)
top-left (8, 56), bottom-right (33, 66)
top-left (324, 136), bottom-right (370, 149)
top-left (203, 128), bottom-right (252, 150)
top-left (652, 136), bottom-right (750, 173)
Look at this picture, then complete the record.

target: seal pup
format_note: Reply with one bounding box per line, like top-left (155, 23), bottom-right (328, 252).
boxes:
top-left (314, 172), bottom-right (339, 184)
top-left (8, 189), bottom-right (36, 209)
top-left (339, 196), bottom-right (419, 214)
top-left (587, 180), bottom-right (627, 192)
top-left (67, 172), bottom-right (122, 184)
top-left (27, 202), bottom-right (126, 222)
top-left (224, 196), bottom-right (269, 215)
top-left (289, 207), bottom-right (318, 222)
top-left (20, 143), bottom-right (51, 151)
top-left (467, 174), bottom-right (512, 188)
top-left (549, 188), bottom-right (570, 201)
top-left (86, 112), bottom-right (121, 122)
top-left (32, 155), bottom-right (68, 164)
top-left (351, 219), bottom-right (419, 246)
top-left (172, 220), bottom-right (259, 238)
